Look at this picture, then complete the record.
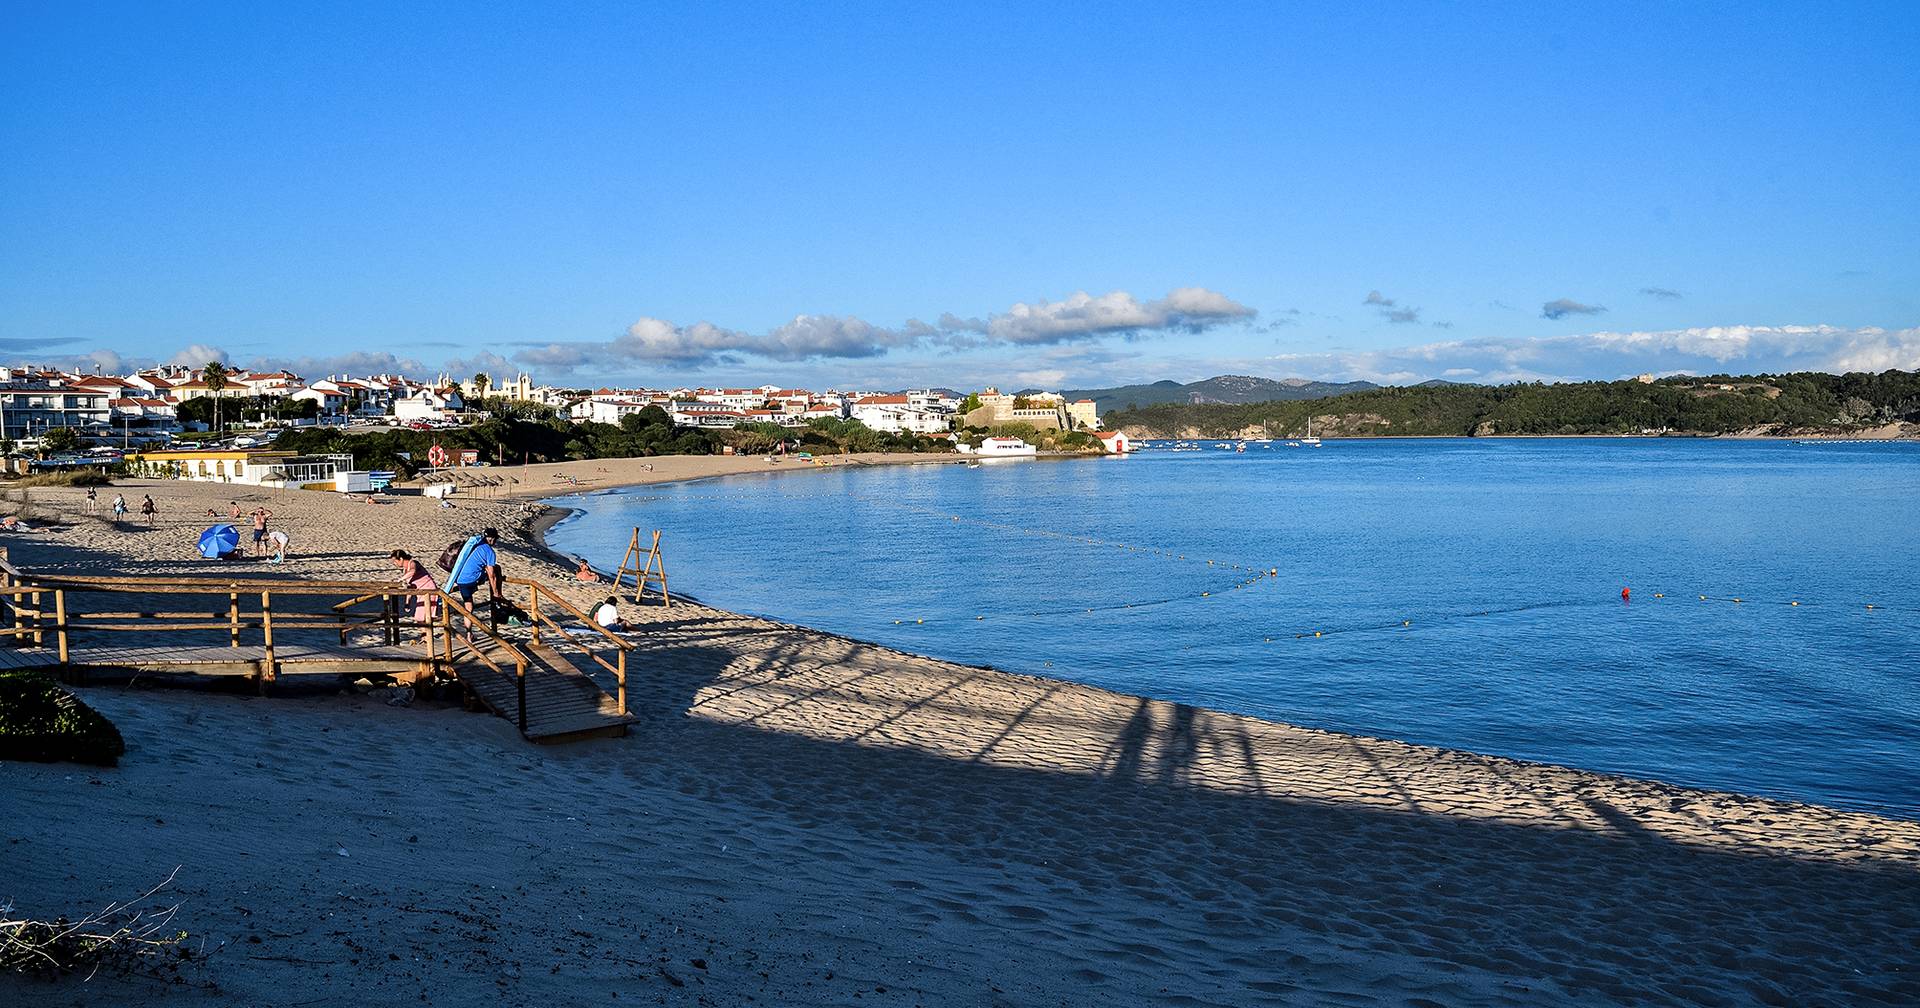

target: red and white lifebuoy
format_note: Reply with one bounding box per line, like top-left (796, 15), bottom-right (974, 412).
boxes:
top-left (427, 444), bottom-right (449, 467)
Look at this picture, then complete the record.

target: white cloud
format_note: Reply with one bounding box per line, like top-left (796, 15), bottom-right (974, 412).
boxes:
top-left (985, 288), bottom-right (1255, 345)
top-left (1249, 325), bottom-right (1920, 385)
top-left (512, 286), bottom-right (1256, 374)
top-left (167, 344), bottom-right (230, 368)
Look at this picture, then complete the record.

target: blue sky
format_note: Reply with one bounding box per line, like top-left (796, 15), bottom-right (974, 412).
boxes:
top-left (2, 2), bottom-right (1916, 389)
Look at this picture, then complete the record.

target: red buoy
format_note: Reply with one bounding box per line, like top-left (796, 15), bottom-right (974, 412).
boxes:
top-left (1621, 586), bottom-right (1631, 602)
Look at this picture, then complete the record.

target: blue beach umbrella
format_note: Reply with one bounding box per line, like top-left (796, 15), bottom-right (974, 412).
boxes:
top-left (198, 524), bottom-right (241, 559)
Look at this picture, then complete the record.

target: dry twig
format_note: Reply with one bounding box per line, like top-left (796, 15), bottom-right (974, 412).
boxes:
top-left (1, 868), bottom-right (189, 979)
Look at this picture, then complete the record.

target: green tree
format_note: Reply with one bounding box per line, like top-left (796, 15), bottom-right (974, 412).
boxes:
top-left (472, 373), bottom-right (491, 401)
top-left (39, 426), bottom-right (82, 455)
top-left (202, 361), bottom-right (229, 434)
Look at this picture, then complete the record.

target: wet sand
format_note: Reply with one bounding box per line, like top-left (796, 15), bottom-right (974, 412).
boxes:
top-left (1, 476), bottom-right (1917, 1006)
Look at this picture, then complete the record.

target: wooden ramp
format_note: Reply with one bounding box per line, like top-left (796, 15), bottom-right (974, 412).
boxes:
top-left (458, 638), bottom-right (636, 743)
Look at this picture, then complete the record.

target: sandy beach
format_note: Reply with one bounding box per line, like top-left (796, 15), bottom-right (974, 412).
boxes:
top-left (3, 461), bottom-right (1918, 1006)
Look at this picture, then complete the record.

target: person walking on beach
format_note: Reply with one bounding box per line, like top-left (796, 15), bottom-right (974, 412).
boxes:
top-left (111, 493), bottom-right (127, 521)
top-left (247, 505), bottom-right (274, 556)
top-left (84, 487), bottom-right (97, 514)
top-left (391, 549), bottom-right (439, 628)
top-left (139, 494), bottom-right (156, 526)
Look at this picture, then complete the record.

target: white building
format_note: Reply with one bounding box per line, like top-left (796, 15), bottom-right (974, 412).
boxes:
top-left (850, 395), bottom-right (950, 434)
top-left (0, 377), bottom-right (111, 442)
top-left (292, 385), bottom-right (349, 414)
top-left (670, 401), bottom-right (746, 428)
top-left (581, 396), bottom-right (657, 425)
top-left (393, 387), bottom-right (465, 422)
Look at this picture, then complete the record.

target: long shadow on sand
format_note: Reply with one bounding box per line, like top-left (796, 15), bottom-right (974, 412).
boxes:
top-left (574, 635), bottom-right (1920, 1007)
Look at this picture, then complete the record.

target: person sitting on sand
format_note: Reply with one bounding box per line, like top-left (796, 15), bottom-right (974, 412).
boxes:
top-left (593, 596), bottom-right (626, 631)
top-left (228, 500), bottom-right (242, 521)
top-left (574, 558), bottom-right (599, 583)
top-left (390, 549), bottom-right (439, 627)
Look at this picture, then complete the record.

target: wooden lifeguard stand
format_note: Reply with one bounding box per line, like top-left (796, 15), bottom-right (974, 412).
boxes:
top-left (615, 528), bottom-right (671, 606)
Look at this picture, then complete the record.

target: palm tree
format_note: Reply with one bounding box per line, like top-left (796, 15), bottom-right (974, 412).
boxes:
top-left (203, 361), bottom-right (229, 435)
top-left (472, 372), bottom-right (491, 402)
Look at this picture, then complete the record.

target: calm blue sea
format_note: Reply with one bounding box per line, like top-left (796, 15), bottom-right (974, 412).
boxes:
top-left (546, 439), bottom-right (1920, 816)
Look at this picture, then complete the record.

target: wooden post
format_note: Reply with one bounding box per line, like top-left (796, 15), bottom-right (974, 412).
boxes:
top-left (228, 591), bottom-right (240, 647)
top-left (259, 590), bottom-right (275, 695)
top-left (33, 589), bottom-right (44, 646)
top-left (515, 655), bottom-right (527, 736)
top-left (616, 648), bottom-right (626, 716)
top-left (53, 589), bottom-right (67, 665)
top-left (529, 583), bottom-right (541, 645)
top-left (616, 527), bottom-right (644, 604)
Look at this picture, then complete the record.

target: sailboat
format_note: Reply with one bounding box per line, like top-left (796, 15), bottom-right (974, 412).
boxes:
top-left (1300, 415), bottom-right (1322, 446)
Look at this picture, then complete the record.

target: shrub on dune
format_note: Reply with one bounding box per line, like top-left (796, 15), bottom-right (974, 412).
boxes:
top-left (0, 670), bottom-right (125, 767)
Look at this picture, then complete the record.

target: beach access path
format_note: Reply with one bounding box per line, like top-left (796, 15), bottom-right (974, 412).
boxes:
top-left (2, 472), bottom-right (1917, 1007)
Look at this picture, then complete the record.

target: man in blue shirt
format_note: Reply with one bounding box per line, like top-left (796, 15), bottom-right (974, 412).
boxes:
top-left (451, 527), bottom-right (502, 607)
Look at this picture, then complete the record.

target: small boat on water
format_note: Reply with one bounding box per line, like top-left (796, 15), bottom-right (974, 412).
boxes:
top-left (1300, 416), bottom-right (1322, 446)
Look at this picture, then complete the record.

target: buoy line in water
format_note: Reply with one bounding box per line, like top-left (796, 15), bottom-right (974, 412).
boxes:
top-left (587, 491), bottom-right (1913, 628)
top-left (882, 592), bottom-right (1913, 648)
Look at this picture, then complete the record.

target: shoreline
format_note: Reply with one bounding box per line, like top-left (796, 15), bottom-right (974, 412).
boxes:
top-left (4, 474), bottom-right (1918, 1005)
top-left (519, 455), bottom-right (1912, 820)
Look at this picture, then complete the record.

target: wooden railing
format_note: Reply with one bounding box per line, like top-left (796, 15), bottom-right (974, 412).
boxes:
top-left (434, 591), bottom-right (532, 734)
top-left (0, 551), bottom-right (572, 735)
top-left (509, 576), bottom-right (632, 715)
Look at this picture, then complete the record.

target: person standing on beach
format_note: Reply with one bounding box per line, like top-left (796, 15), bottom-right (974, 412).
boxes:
top-left (84, 487), bottom-right (97, 514)
top-left (111, 493), bottom-right (127, 521)
top-left (248, 505), bottom-right (274, 556)
top-left (449, 528), bottom-right (501, 609)
top-left (139, 494), bottom-right (156, 526)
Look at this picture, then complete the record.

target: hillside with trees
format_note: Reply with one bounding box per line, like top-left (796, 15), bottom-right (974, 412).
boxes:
top-left (1103, 371), bottom-right (1920, 439)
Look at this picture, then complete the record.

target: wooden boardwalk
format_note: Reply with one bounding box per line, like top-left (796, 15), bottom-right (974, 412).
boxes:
top-left (0, 557), bottom-right (634, 744)
top-left (459, 638), bottom-right (636, 743)
top-left (52, 642), bottom-right (431, 682)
